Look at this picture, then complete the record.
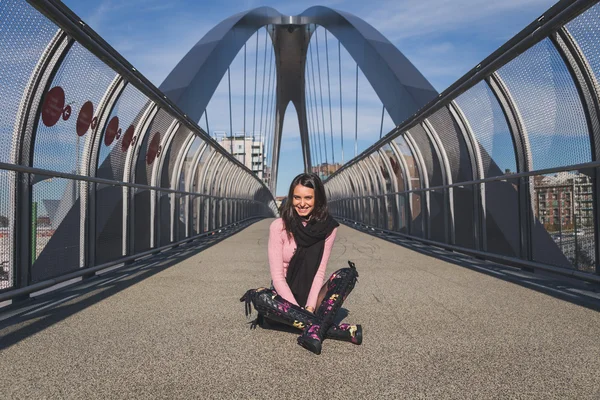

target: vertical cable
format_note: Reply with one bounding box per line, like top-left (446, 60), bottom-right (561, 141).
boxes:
top-left (309, 26), bottom-right (323, 170)
top-left (305, 56), bottom-right (318, 170)
top-left (259, 26), bottom-right (268, 178)
top-left (307, 39), bottom-right (320, 170)
top-left (379, 105), bottom-right (385, 139)
top-left (243, 43), bottom-right (247, 167)
top-left (204, 110), bottom-right (210, 137)
top-left (252, 31), bottom-right (259, 142)
top-left (268, 40), bottom-right (277, 171)
top-left (338, 40), bottom-right (344, 165)
top-left (325, 30), bottom-right (335, 166)
top-left (355, 63), bottom-right (359, 158)
top-left (228, 66), bottom-right (233, 154)
top-left (263, 33), bottom-right (274, 179)
top-left (315, 27), bottom-right (329, 168)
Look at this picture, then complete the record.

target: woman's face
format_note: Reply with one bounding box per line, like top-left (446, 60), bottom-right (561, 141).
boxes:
top-left (292, 184), bottom-right (315, 218)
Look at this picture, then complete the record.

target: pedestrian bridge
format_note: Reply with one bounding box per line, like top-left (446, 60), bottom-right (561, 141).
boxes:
top-left (2, 0), bottom-right (600, 397)
top-left (2, 219), bottom-right (600, 398)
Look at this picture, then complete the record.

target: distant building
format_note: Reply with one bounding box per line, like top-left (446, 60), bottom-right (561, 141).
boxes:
top-left (217, 133), bottom-right (266, 180)
top-left (534, 171), bottom-right (593, 231)
top-left (311, 163), bottom-right (341, 180)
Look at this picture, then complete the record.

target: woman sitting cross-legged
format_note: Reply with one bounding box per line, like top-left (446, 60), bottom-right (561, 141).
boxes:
top-left (241, 172), bottom-right (362, 355)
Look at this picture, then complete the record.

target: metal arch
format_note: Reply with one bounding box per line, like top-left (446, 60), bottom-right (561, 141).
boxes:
top-left (159, 6), bottom-right (436, 192)
top-left (159, 7), bottom-right (285, 123)
top-left (170, 132), bottom-right (196, 241)
top-left (367, 154), bottom-right (387, 228)
top-left (83, 75), bottom-right (127, 267)
top-left (389, 138), bottom-right (414, 234)
top-left (217, 162), bottom-right (236, 225)
top-left (422, 120), bottom-right (451, 244)
top-left (554, 25), bottom-right (600, 273)
top-left (359, 159), bottom-right (378, 226)
top-left (151, 120), bottom-right (181, 246)
top-left (449, 101), bottom-right (485, 250)
top-left (185, 141), bottom-right (209, 236)
top-left (366, 153), bottom-right (387, 228)
top-left (354, 161), bottom-right (372, 225)
top-left (208, 156), bottom-right (228, 229)
top-left (86, 76), bottom-right (127, 178)
top-left (388, 140), bottom-right (412, 233)
top-left (227, 168), bottom-right (245, 222)
top-left (11, 30), bottom-right (73, 288)
top-left (486, 73), bottom-right (532, 260)
top-left (230, 168), bottom-right (246, 222)
top-left (404, 131), bottom-right (429, 237)
top-left (300, 6), bottom-right (438, 126)
top-left (122, 100), bottom-right (160, 254)
top-left (377, 148), bottom-right (399, 230)
top-left (200, 151), bottom-right (221, 231)
top-left (196, 148), bottom-right (219, 232)
top-left (343, 170), bottom-right (359, 219)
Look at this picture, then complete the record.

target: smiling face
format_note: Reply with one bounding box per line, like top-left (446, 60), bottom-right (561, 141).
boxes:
top-left (292, 184), bottom-right (315, 219)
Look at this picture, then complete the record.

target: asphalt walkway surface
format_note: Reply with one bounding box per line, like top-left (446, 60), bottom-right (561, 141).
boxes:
top-left (2, 219), bottom-right (600, 399)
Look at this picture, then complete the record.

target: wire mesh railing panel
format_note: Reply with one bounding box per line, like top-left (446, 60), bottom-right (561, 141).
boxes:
top-left (160, 126), bottom-right (192, 188)
top-left (96, 84), bottom-right (150, 180)
top-left (531, 170), bottom-right (596, 272)
top-left (31, 176), bottom-right (81, 282)
top-left (159, 191), bottom-right (172, 247)
top-left (95, 183), bottom-right (124, 265)
top-left (0, 171), bottom-right (15, 290)
top-left (429, 188), bottom-right (446, 243)
top-left (191, 195), bottom-right (203, 236)
top-left (181, 138), bottom-right (203, 191)
top-left (133, 188), bottom-right (152, 253)
top-left (408, 124), bottom-right (444, 187)
top-left (192, 148), bottom-right (212, 193)
top-left (427, 107), bottom-right (473, 183)
top-left (177, 194), bottom-right (187, 240)
top-left (0, 1), bottom-right (58, 164)
top-left (484, 179), bottom-right (520, 258)
top-left (567, 3), bottom-right (600, 93)
top-left (0, 0), bottom-right (274, 298)
top-left (33, 42), bottom-right (117, 173)
top-left (394, 135), bottom-right (423, 237)
top-left (382, 144), bottom-right (405, 191)
top-left (453, 185), bottom-right (475, 249)
top-left (497, 38), bottom-right (591, 171)
top-left (134, 109), bottom-right (174, 186)
top-left (454, 81), bottom-right (517, 177)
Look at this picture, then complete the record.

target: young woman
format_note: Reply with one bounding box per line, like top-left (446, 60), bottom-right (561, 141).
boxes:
top-left (241, 173), bottom-right (362, 355)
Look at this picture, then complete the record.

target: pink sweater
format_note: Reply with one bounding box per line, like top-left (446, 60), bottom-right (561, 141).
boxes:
top-left (268, 218), bottom-right (337, 310)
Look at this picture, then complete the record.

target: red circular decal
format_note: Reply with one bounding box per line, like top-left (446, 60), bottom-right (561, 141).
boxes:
top-left (146, 132), bottom-right (161, 165)
top-left (104, 116), bottom-right (119, 146)
top-left (121, 125), bottom-right (135, 152)
top-left (76, 101), bottom-right (94, 136)
top-left (41, 86), bottom-right (65, 127)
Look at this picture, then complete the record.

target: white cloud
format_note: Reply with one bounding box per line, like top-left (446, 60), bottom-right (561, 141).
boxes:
top-left (363, 0), bottom-right (556, 41)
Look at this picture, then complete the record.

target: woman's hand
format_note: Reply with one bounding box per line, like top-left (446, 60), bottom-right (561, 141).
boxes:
top-left (305, 306), bottom-right (315, 313)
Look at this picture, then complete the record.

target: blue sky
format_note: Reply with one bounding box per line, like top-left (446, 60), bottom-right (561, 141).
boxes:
top-left (62, 0), bottom-right (559, 196)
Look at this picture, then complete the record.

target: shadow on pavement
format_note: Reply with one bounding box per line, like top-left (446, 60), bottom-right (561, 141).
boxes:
top-left (0, 220), bottom-right (263, 350)
top-left (343, 221), bottom-right (600, 313)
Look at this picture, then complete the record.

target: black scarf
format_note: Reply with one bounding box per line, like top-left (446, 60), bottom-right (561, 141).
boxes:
top-left (286, 215), bottom-right (339, 307)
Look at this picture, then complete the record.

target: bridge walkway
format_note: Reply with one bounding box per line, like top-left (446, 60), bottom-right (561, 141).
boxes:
top-left (1, 219), bottom-right (600, 398)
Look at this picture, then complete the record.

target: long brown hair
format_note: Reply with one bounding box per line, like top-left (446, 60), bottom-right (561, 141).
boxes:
top-left (280, 173), bottom-right (328, 236)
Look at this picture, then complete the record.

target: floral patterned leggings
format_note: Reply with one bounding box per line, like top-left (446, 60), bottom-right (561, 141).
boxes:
top-left (241, 262), bottom-right (361, 345)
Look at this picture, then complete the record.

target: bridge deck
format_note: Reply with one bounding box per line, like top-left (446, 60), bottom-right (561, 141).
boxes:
top-left (2, 219), bottom-right (600, 398)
